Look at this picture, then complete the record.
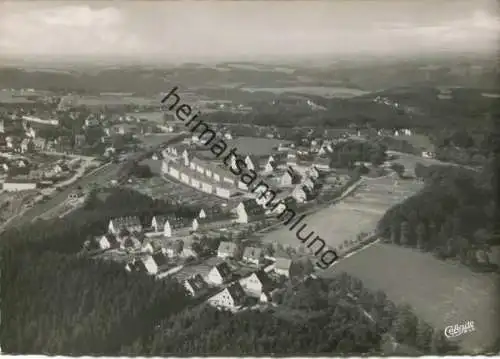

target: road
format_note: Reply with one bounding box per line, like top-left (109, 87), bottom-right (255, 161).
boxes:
top-left (4, 163), bottom-right (121, 229)
top-left (3, 133), bottom-right (188, 231)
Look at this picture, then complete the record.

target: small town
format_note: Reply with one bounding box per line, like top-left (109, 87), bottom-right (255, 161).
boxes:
top-left (1, 1), bottom-right (499, 356)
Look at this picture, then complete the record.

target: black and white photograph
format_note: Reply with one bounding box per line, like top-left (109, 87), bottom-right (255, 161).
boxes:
top-left (0, 0), bottom-right (499, 356)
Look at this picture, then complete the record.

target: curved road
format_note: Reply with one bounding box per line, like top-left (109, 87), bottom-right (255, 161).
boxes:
top-left (3, 133), bottom-right (190, 231)
top-left (5, 163), bottom-right (121, 229)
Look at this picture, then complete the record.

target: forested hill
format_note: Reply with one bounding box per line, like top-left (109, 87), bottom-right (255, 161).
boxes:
top-left (0, 169), bottom-right (480, 355)
top-left (377, 162), bottom-right (500, 270)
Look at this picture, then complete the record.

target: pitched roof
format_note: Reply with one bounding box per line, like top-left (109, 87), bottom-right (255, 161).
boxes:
top-left (152, 251), bottom-right (169, 268)
top-left (243, 246), bottom-right (263, 260)
top-left (244, 155), bottom-right (261, 169)
top-left (254, 270), bottom-right (274, 291)
top-left (240, 198), bottom-right (266, 216)
top-left (185, 274), bottom-right (208, 293)
top-left (110, 216), bottom-right (142, 229)
top-left (214, 262), bottom-right (232, 280)
top-left (226, 282), bottom-right (246, 306)
top-left (152, 215), bottom-right (168, 228)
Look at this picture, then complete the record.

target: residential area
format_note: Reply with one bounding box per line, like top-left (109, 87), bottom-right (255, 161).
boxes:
top-left (2, 4), bottom-right (499, 354)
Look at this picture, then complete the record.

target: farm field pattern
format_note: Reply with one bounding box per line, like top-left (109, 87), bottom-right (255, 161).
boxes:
top-left (260, 173), bottom-right (423, 255)
top-left (326, 242), bottom-right (499, 353)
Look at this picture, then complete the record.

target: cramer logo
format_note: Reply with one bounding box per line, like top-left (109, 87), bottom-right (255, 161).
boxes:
top-left (444, 321), bottom-right (475, 338)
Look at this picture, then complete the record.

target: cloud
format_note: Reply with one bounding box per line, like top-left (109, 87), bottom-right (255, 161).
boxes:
top-left (0, 2), bottom-right (498, 60)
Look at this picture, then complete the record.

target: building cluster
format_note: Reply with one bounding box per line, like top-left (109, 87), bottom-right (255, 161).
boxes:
top-left (0, 152), bottom-right (80, 191)
top-left (161, 143), bottom-right (325, 206)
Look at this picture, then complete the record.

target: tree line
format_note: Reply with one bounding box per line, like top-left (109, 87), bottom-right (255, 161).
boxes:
top-left (377, 162), bottom-right (498, 271)
top-left (122, 273), bottom-right (457, 356)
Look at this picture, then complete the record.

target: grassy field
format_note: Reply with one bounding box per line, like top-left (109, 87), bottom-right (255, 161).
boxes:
top-left (240, 86), bottom-right (370, 98)
top-left (77, 95), bottom-right (157, 106)
top-left (259, 174), bottom-right (423, 254)
top-left (324, 242), bottom-right (499, 354)
top-left (392, 134), bottom-right (435, 151)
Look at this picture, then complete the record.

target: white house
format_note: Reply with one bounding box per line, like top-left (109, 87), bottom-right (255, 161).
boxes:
top-left (245, 155), bottom-right (258, 172)
top-left (233, 199), bottom-right (266, 224)
top-left (280, 171), bottom-right (293, 186)
top-left (262, 161), bottom-right (277, 175)
top-left (96, 233), bottom-right (120, 250)
top-left (205, 262), bottom-right (233, 285)
top-left (140, 255), bottom-right (159, 275)
top-left (302, 177), bottom-right (315, 191)
top-left (141, 241), bottom-right (164, 254)
top-left (199, 209), bottom-right (207, 219)
top-left (182, 149), bottom-right (190, 166)
top-left (291, 185), bottom-right (307, 203)
top-left (192, 218), bottom-right (200, 232)
top-left (274, 257), bottom-right (292, 277)
top-left (183, 274), bottom-right (209, 297)
top-left (165, 240), bottom-right (184, 258)
top-left (108, 216), bottom-right (142, 235)
top-left (215, 184), bottom-right (236, 199)
top-left (217, 241), bottom-right (238, 259)
top-left (242, 247), bottom-right (263, 266)
top-left (20, 138), bottom-right (34, 153)
top-left (312, 157), bottom-right (330, 171)
top-left (286, 152), bottom-right (297, 166)
top-left (200, 180), bottom-right (213, 194)
top-left (207, 283), bottom-right (246, 311)
top-left (239, 271), bottom-right (272, 298)
top-left (308, 166), bottom-right (320, 180)
top-left (120, 235), bottom-right (142, 251)
top-left (151, 215), bottom-right (170, 234)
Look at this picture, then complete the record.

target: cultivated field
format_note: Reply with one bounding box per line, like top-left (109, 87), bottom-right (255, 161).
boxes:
top-left (325, 242), bottom-right (499, 354)
top-left (240, 86), bottom-right (370, 98)
top-left (259, 173), bottom-right (423, 254)
top-left (391, 134), bottom-right (435, 152)
top-left (126, 175), bottom-right (230, 208)
top-left (76, 95), bottom-right (157, 106)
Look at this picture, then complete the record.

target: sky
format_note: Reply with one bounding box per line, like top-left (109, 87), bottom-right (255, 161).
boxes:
top-left (0, 0), bottom-right (498, 62)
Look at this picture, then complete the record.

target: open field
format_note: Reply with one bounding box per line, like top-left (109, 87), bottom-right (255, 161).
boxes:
top-left (240, 86), bottom-right (370, 98)
top-left (259, 173), bottom-right (423, 254)
top-left (125, 175), bottom-right (230, 208)
top-left (76, 95), bottom-right (158, 106)
top-left (0, 190), bottom-right (39, 223)
top-left (388, 151), bottom-right (479, 176)
top-left (391, 134), bottom-right (435, 151)
top-left (324, 242), bottom-right (499, 353)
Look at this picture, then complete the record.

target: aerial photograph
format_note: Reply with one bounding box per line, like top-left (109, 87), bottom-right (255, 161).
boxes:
top-left (0, 0), bottom-right (499, 356)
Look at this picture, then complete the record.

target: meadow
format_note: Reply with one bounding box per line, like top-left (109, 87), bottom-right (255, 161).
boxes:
top-left (325, 242), bottom-right (499, 354)
top-left (240, 86), bottom-right (370, 98)
top-left (259, 174), bottom-right (423, 254)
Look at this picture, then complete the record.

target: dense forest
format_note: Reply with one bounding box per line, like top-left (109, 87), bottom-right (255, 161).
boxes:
top-left (377, 161), bottom-right (499, 271)
top-left (326, 139), bottom-right (387, 168)
top-left (1, 188), bottom-right (199, 254)
top-left (1, 251), bottom-right (190, 354)
top-left (1, 182), bottom-right (463, 355)
top-left (121, 274), bottom-right (456, 356)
